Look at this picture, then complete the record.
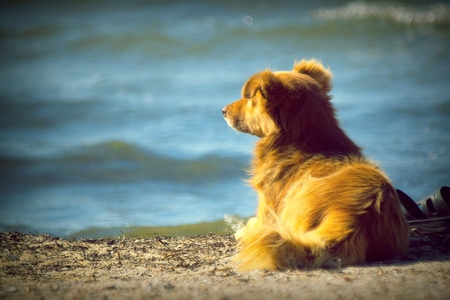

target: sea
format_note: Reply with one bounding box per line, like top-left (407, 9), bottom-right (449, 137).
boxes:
top-left (1, 0), bottom-right (449, 238)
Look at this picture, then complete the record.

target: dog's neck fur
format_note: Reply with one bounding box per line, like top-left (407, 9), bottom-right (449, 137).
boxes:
top-left (250, 116), bottom-right (362, 205)
top-left (256, 116), bottom-right (361, 160)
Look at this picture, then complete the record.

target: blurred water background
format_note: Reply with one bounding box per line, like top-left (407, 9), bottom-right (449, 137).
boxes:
top-left (0, 0), bottom-right (449, 238)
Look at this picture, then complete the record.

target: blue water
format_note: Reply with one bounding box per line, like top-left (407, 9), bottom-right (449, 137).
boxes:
top-left (1, 0), bottom-right (449, 237)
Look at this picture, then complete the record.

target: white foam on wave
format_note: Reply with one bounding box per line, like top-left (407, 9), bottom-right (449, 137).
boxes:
top-left (313, 1), bottom-right (449, 25)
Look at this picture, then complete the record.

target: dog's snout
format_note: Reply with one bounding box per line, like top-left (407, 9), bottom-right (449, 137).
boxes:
top-left (222, 107), bottom-right (227, 117)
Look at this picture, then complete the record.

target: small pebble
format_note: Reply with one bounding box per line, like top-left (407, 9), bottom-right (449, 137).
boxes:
top-left (6, 286), bottom-right (17, 292)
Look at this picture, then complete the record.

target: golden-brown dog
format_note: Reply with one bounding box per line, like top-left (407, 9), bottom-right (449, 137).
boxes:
top-left (222, 59), bottom-right (410, 271)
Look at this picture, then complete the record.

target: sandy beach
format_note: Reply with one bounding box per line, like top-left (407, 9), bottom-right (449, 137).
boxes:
top-left (1, 231), bottom-right (449, 300)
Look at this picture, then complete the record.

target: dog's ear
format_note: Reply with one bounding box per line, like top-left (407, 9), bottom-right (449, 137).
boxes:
top-left (257, 70), bottom-right (286, 107)
top-left (257, 71), bottom-right (291, 132)
top-left (293, 59), bottom-right (332, 94)
top-left (244, 70), bottom-right (293, 133)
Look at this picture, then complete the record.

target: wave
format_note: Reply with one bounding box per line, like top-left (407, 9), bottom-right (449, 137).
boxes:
top-left (0, 141), bottom-right (249, 189)
top-left (312, 1), bottom-right (450, 26)
top-left (3, 0), bottom-right (448, 61)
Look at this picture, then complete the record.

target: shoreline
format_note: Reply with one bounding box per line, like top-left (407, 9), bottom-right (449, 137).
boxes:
top-left (1, 216), bottom-right (245, 240)
top-left (1, 231), bottom-right (449, 299)
top-left (67, 218), bottom-right (239, 240)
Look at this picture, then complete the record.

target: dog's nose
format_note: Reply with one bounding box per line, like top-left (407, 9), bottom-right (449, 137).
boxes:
top-left (222, 107), bottom-right (227, 117)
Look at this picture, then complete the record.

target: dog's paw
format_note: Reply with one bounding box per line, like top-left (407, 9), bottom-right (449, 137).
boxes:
top-left (235, 227), bottom-right (245, 240)
top-left (246, 217), bottom-right (258, 229)
top-left (235, 217), bottom-right (259, 240)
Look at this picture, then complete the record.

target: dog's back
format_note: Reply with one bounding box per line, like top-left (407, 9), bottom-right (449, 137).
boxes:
top-left (235, 154), bottom-right (409, 270)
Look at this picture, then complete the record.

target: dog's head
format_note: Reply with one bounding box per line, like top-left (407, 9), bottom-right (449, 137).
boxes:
top-left (222, 59), bottom-right (333, 140)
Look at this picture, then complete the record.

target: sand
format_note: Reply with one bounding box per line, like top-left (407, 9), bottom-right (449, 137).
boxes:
top-left (1, 231), bottom-right (449, 300)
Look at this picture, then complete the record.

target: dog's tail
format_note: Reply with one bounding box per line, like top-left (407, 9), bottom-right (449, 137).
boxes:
top-left (234, 225), bottom-right (337, 271)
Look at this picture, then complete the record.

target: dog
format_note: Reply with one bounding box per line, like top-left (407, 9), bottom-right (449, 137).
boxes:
top-left (222, 59), bottom-right (410, 271)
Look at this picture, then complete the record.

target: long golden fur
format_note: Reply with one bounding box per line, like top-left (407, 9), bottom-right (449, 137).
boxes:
top-left (222, 59), bottom-right (410, 271)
